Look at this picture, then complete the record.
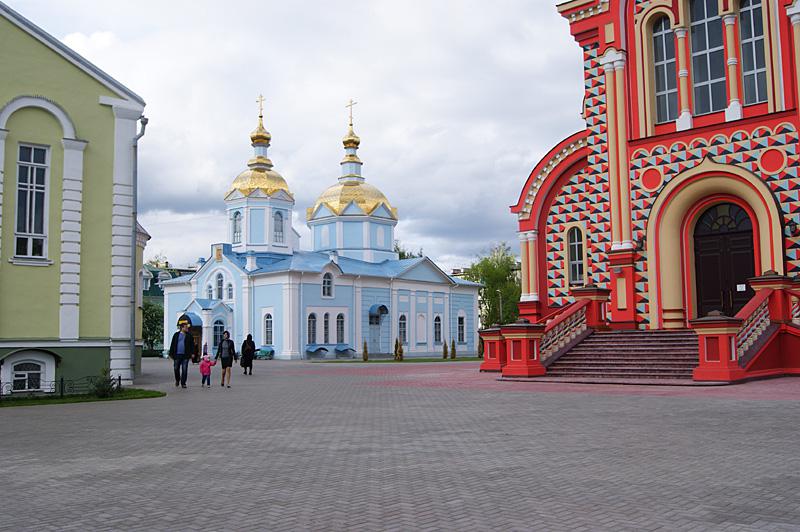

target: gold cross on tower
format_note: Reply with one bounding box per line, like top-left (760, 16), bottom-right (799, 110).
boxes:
top-left (256, 94), bottom-right (265, 118)
top-left (345, 98), bottom-right (358, 126)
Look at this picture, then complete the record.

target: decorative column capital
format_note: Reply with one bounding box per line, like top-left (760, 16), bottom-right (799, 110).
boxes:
top-left (599, 48), bottom-right (626, 72)
top-left (722, 14), bottom-right (737, 26)
top-left (788, 1), bottom-right (800, 24)
top-left (674, 27), bottom-right (688, 38)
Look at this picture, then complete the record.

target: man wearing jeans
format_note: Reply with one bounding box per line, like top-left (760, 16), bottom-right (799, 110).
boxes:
top-left (169, 320), bottom-right (195, 388)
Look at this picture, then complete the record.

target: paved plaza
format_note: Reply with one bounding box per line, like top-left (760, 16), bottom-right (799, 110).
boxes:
top-left (2, 359), bottom-right (800, 531)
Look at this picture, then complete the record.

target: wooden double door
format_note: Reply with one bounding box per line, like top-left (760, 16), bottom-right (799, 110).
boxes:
top-left (693, 203), bottom-right (756, 318)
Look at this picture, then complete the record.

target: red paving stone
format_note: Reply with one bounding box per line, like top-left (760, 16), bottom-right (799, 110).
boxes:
top-left (290, 361), bottom-right (800, 401)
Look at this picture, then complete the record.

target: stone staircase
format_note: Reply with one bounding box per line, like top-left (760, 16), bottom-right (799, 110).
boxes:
top-left (545, 329), bottom-right (699, 380)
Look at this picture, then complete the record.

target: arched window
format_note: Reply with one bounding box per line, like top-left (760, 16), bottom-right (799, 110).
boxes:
top-left (653, 16), bottom-right (678, 123)
top-left (434, 316), bottom-right (442, 343)
top-left (690, 0), bottom-right (725, 115)
top-left (213, 320), bottom-right (225, 347)
top-left (232, 211), bottom-right (242, 244)
top-left (322, 273), bottom-right (333, 297)
top-left (399, 315), bottom-right (407, 345)
top-left (215, 273), bottom-right (224, 300)
top-left (264, 313), bottom-right (273, 345)
top-left (323, 313), bottom-right (330, 344)
top-left (12, 361), bottom-right (42, 392)
top-left (740, 0), bottom-right (766, 105)
top-left (273, 211), bottom-right (284, 243)
top-left (567, 227), bottom-right (585, 286)
top-left (336, 313), bottom-right (345, 343)
top-left (457, 315), bottom-right (465, 343)
top-left (307, 313), bottom-right (317, 344)
top-left (206, 285), bottom-right (213, 299)
top-left (226, 283), bottom-right (234, 300)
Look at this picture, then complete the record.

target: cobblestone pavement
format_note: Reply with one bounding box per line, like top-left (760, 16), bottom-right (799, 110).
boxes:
top-left (2, 359), bottom-right (800, 532)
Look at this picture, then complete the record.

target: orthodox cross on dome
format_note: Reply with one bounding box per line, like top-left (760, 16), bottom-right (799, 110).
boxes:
top-left (256, 94), bottom-right (266, 119)
top-left (346, 98), bottom-right (357, 126)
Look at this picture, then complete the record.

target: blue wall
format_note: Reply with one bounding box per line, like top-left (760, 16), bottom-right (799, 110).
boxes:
top-left (252, 283), bottom-right (283, 351)
top-left (250, 208), bottom-right (265, 244)
top-left (343, 221), bottom-right (362, 248)
top-left (450, 293), bottom-right (476, 352)
top-left (361, 287), bottom-right (390, 353)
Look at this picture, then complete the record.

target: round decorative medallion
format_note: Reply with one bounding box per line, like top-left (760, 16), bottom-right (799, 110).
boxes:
top-left (758, 148), bottom-right (787, 176)
top-left (640, 168), bottom-right (663, 192)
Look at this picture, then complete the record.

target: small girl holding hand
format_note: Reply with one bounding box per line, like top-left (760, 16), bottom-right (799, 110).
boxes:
top-left (199, 355), bottom-right (216, 388)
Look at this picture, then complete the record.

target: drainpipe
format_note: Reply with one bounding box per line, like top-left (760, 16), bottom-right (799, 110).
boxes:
top-left (130, 116), bottom-right (148, 379)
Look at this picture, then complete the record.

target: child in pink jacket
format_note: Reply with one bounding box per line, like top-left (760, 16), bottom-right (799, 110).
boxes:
top-left (199, 355), bottom-right (216, 388)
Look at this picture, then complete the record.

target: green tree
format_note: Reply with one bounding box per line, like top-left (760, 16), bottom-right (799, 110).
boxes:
top-left (393, 241), bottom-right (423, 259)
top-left (443, 340), bottom-right (448, 359)
top-left (142, 301), bottom-right (163, 353)
top-left (362, 340), bottom-right (369, 362)
top-left (450, 339), bottom-right (456, 359)
top-left (463, 242), bottom-right (521, 326)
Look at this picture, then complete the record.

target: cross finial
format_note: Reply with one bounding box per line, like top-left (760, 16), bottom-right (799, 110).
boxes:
top-left (345, 98), bottom-right (358, 126)
top-left (256, 94), bottom-right (265, 119)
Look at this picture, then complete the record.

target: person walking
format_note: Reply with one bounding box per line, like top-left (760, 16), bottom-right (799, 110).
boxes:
top-left (215, 331), bottom-right (237, 388)
top-left (241, 334), bottom-right (256, 375)
top-left (199, 355), bottom-right (216, 388)
top-left (169, 320), bottom-right (195, 389)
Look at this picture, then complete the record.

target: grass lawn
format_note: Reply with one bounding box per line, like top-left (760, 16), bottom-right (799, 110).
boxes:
top-left (0, 388), bottom-right (165, 408)
top-left (315, 357), bottom-right (483, 363)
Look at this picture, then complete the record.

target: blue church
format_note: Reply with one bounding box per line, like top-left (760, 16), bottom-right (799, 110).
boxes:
top-left (162, 109), bottom-right (480, 359)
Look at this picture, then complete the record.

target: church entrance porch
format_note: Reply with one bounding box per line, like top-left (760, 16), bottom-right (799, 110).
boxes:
top-left (368, 304), bottom-right (388, 354)
top-left (693, 203), bottom-right (756, 318)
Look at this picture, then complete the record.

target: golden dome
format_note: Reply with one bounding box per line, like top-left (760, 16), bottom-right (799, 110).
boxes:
top-left (343, 124), bottom-right (360, 148)
top-left (251, 117), bottom-right (271, 144)
top-left (307, 179), bottom-right (397, 220)
top-left (228, 167), bottom-right (293, 198)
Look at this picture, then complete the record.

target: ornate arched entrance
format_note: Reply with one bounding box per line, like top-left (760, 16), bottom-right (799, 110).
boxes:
top-left (693, 203), bottom-right (756, 317)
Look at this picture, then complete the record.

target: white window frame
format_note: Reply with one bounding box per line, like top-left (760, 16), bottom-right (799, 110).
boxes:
top-left (232, 211), bottom-right (242, 244)
top-left (215, 273), bottom-right (224, 300)
top-left (653, 16), bottom-right (678, 123)
top-left (213, 320), bottom-right (225, 347)
top-left (1, 351), bottom-right (56, 395)
top-left (399, 314), bottom-right (407, 345)
top-left (260, 307), bottom-right (275, 346)
top-left (206, 284), bottom-right (213, 300)
top-left (690, 0), bottom-right (726, 115)
top-left (226, 283), bottom-right (234, 301)
top-left (323, 312), bottom-right (330, 344)
top-left (264, 313), bottom-right (273, 345)
top-left (567, 227), bottom-right (586, 287)
top-left (739, 0), bottom-right (767, 105)
top-left (457, 313), bottom-right (466, 344)
top-left (307, 313), bottom-right (317, 345)
top-left (336, 313), bottom-right (345, 344)
top-left (274, 211), bottom-right (285, 244)
top-left (416, 313), bottom-right (427, 344)
top-left (14, 144), bottom-right (50, 259)
top-left (322, 272), bottom-right (334, 298)
top-left (434, 315), bottom-right (442, 344)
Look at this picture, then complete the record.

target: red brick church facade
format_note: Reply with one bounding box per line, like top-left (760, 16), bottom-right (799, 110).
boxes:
top-left (481, 0), bottom-right (800, 382)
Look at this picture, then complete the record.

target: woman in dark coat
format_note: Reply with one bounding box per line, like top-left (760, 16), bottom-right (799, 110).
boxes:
top-left (241, 333), bottom-right (256, 375)
top-left (215, 331), bottom-right (237, 388)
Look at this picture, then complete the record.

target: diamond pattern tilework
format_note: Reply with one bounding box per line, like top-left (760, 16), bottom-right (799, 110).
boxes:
top-left (546, 44), bottom-right (612, 307)
top-left (629, 122), bottom-right (800, 324)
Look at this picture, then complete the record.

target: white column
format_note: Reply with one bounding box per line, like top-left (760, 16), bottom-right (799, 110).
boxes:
top-left (104, 102), bottom-right (141, 381)
top-left (527, 231), bottom-right (539, 301)
top-left (723, 14), bottom-right (743, 121)
top-left (410, 290), bottom-right (416, 351)
top-left (427, 293), bottom-right (433, 353)
top-left (674, 27), bottom-right (694, 131)
top-left (443, 292), bottom-right (450, 346)
top-left (390, 286), bottom-right (398, 350)
top-left (282, 278), bottom-right (300, 359)
top-left (354, 280), bottom-right (362, 349)
top-left (242, 275), bottom-right (251, 340)
top-left (59, 138), bottom-right (88, 340)
top-left (0, 129), bottom-right (7, 261)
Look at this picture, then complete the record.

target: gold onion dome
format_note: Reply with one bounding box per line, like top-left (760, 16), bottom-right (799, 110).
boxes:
top-left (250, 116), bottom-right (271, 144)
top-left (342, 124), bottom-right (360, 148)
top-left (228, 167), bottom-right (292, 198)
top-left (307, 180), bottom-right (397, 220)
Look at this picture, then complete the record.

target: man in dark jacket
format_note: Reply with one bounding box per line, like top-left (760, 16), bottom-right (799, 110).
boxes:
top-left (169, 321), bottom-right (195, 388)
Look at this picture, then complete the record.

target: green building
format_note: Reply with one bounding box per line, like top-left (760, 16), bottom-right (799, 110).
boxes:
top-left (0, 2), bottom-right (148, 393)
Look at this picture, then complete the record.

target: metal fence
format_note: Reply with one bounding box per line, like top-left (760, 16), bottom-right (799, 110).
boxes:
top-left (0, 375), bottom-right (123, 399)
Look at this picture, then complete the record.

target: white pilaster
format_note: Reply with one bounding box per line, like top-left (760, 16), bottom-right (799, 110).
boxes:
top-left (59, 138), bottom-right (88, 340)
top-left (354, 281), bottom-right (362, 349)
top-left (103, 101), bottom-right (142, 381)
top-left (282, 279), bottom-right (300, 358)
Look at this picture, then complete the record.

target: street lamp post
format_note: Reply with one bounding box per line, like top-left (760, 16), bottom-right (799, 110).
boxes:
top-left (496, 289), bottom-right (503, 325)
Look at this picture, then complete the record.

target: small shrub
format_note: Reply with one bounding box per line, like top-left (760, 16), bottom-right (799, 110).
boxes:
top-left (477, 338), bottom-right (484, 359)
top-left (450, 339), bottom-right (456, 359)
top-left (91, 367), bottom-right (118, 398)
top-left (362, 340), bottom-right (369, 362)
top-left (398, 342), bottom-right (404, 361)
top-left (443, 340), bottom-right (448, 359)
top-left (394, 338), bottom-right (400, 361)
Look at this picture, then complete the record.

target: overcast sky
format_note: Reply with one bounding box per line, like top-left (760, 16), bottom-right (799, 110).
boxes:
top-left (11, 0), bottom-right (585, 271)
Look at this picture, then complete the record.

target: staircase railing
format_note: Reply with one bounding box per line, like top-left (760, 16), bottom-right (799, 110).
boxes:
top-left (540, 299), bottom-right (589, 362)
top-left (734, 288), bottom-right (773, 360)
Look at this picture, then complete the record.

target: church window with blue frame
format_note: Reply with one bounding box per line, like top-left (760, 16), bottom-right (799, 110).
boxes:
top-left (215, 273), bottom-right (224, 299)
top-left (206, 285), bottom-right (213, 300)
top-left (457, 315), bottom-right (465, 343)
top-left (264, 314), bottom-right (273, 345)
top-left (307, 313), bottom-right (317, 344)
top-left (434, 316), bottom-right (442, 344)
top-left (399, 315), bottom-right (407, 345)
top-left (15, 144), bottom-right (49, 258)
top-left (232, 211), bottom-right (242, 244)
top-left (274, 211), bottom-right (284, 243)
top-left (739, 0), bottom-right (767, 105)
top-left (213, 320), bottom-right (225, 348)
top-left (322, 273), bottom-right (333, 297)
top-left (336, 313), bottom-right (345, 343)
top-left (323, 313), bottom-right (330, 344)
top-left (226, 283), bottom-right (233, 300)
